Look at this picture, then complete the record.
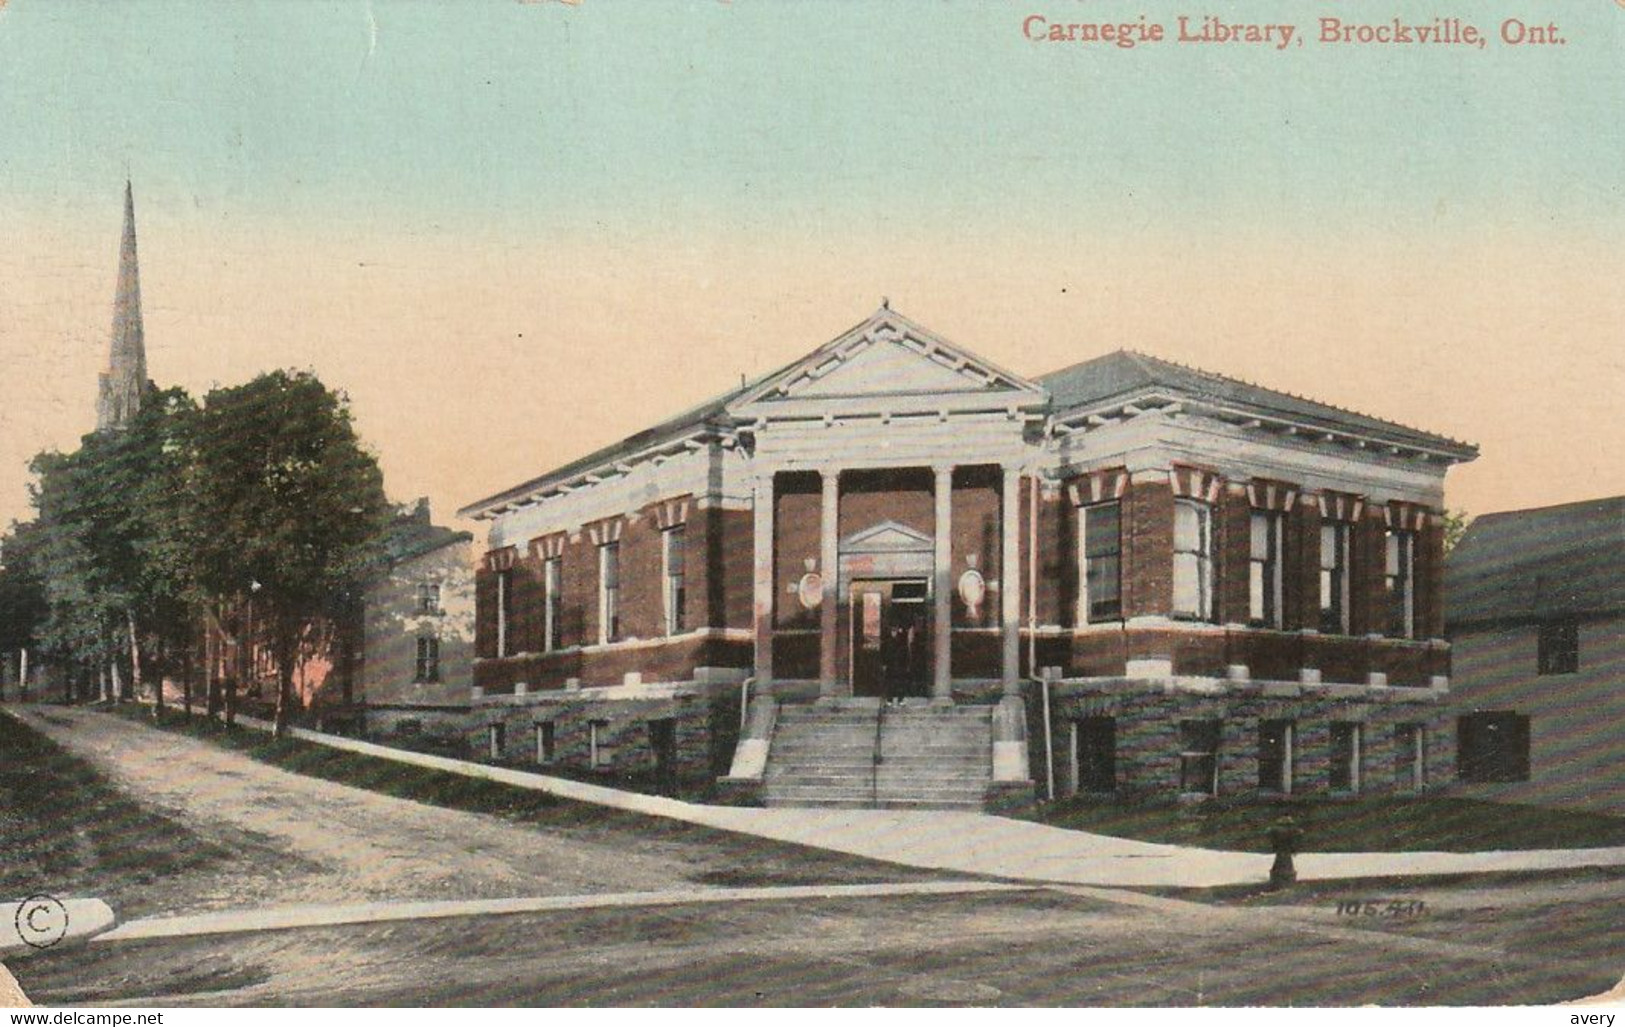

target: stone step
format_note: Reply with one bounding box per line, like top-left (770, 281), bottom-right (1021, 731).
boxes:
top-left (764, 793), bottom-right (987, 811)
top-left (763, 787), bottom-right (880, 803)
top-left (769, 746), bottom-right (876, 756)
top-left (770, 770), bottom-right (884, 786)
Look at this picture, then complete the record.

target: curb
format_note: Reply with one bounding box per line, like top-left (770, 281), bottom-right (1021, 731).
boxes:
top-left (96, 881), bottom-right (1030, 943)
top-left (0, 897), bottom-right (117, 958)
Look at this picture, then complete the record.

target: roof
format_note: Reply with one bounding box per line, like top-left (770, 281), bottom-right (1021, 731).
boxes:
top-left (1446, 496), bottom-right (1625, 627)
top-left (455, 373), bottom-right (760, 519)
top-left (379, 501), bottom-right (472, 566)
top-left (456, 307), bottom-right (928, 518)
top-left (460, 314), bottom-right (1480, 519)
top-left (1037, 350), bottom-right (1478, 459)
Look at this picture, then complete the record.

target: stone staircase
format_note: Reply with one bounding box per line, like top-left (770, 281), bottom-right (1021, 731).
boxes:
top-left (762, 701), bottom-right (993, 809)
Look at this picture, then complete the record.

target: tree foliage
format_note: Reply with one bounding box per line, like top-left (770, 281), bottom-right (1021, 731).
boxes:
top-left (183, 371), bottom-right (390, 732)
top-left (1442, 509), bottom-right (1471, 554)
top-left (16, 371), bottom-right (389, 729)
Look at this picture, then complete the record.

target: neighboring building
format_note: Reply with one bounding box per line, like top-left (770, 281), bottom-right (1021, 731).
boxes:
top-left (351, 499), bottom-right (476, 742)
top-left (459, 306), bottom-right (1476, 807)
top-left (1445, 497), bottom-right (1625, 816)
top-left (193, 500), bottom-right (475, 736)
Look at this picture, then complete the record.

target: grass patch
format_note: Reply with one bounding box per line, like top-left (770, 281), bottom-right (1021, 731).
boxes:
top-left (1039, 795), bottom-right (1625, 853)
top-left (0, 709), bottom-right (235, 902)
top-left (110, 705), bottom-right (600, 824)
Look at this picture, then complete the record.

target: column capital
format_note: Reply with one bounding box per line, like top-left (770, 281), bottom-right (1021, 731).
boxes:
top-left (931, 462), bottom-right (956, 478)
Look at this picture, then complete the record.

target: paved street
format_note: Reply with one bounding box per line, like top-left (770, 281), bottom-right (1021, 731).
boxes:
top-left (11, 876), bottom-right (1625, 1006)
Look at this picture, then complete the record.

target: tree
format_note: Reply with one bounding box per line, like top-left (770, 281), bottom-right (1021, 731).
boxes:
top-left (1442, 509), bottom-right (1471, 555)
top-left (26, 387), bottom-right (199, 710)
top-left (28, 445), bottom-right (128, 702)
top-left (0, 521), bottom-right (49, 698)
top-left (183, 371), bottom-right (389, 736)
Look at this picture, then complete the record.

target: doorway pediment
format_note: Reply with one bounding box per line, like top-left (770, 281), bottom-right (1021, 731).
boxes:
top-left (842, 520), bottom-right (933, 554)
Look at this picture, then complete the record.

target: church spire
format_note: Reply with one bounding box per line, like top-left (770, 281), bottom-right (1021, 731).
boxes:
top-left (96, 180), bottom-right (148, 432)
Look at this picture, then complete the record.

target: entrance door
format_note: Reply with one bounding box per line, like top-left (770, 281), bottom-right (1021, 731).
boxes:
top-left (850, 579), bottom-right (931, 699)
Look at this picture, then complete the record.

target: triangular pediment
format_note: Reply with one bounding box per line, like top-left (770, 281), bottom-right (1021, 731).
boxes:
top-left (728, 307), bottom-right (1048, 413)
top-left (842, 520), bottom-right (934, 554)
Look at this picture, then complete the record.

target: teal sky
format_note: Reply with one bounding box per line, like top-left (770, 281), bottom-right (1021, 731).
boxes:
top-left (0, 1), bottom-right (1621, 531)
top-left (2, 0), bottom-right (1621, 241)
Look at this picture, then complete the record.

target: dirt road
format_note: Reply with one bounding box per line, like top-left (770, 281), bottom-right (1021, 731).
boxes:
top-left (3, 705), bottom-right (929, 918)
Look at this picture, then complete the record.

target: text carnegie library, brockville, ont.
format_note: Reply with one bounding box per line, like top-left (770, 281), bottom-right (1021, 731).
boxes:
top-left (1020, 14), bottom-right (1566, 51)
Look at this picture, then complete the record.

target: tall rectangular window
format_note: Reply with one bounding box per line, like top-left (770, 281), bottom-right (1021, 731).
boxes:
top-left (414, 635), bottom-right (440, 683)
top-left (1178, 720), bottom-right (1221, 797)
top-left (416, 581), bottom-right (441, 615)
top-left (495, 569), bottom-right (513, 657)
top-left (1537, 617), bottom-right (1579, 675)
top-left (543, 557), bottom-right (563, 652)
top-left (1258, 719), bottom-right (1294, 794)
top-left (598, 543), bottom-right (621, 644)
top-left (663, 526), bottom-right (687, 636)
top-left (1079, 501), bottom-right (1122, 623)
top-left (1249, 510), bottom-right (1284, 628)
top-left (1330, 722), bottom-right (1362, 792)
top-left (1385, 529), bottom-right (1416, 638)
top-left (1173, 499), bottom-right (1214, 621)
top-left (1319, 522), bottom-right (1351, 634)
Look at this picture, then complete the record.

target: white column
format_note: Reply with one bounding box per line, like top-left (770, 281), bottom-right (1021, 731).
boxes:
top-left (1001, 465), bottom-right (1021, 693)
top-left (819, 468), bottom-right (841, 695)
top-left (751, 470), bottom-right (775, 682)
top-left (933, 464), bottom-right (954, 702)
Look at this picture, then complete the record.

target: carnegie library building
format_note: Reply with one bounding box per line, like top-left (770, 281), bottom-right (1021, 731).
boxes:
top-left (459, 307), bottom-right (1477, 809)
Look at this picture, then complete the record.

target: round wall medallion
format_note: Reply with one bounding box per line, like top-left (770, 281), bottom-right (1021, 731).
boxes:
top-left (957, 569), bottom-right (987, 617)
top-left (797, 572), bottom-right (824, 610)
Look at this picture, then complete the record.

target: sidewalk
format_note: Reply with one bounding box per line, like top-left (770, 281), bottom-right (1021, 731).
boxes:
top-left (23, 703), bottom-right (1625, 890)
top-left (682, 805), bottom-right (1625, 888)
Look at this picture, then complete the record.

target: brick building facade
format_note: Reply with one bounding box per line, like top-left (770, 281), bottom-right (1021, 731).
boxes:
top-left (460, 307), bottom-right (1475, 807)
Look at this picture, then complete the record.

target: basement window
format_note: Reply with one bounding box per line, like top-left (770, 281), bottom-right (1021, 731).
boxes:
top-left (1329, 722), bottom-right (1362, 793)
top-left (589, 719), bottom-right (611, 768)
top-left (1178, 720), bottom-right (1221, 797)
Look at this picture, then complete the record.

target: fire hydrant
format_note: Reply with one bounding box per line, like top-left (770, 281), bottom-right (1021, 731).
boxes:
top-left (1267, 814), bottom-right (1303, 890)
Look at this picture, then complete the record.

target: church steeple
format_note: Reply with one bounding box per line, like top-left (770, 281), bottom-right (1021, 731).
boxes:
top-left (96, 180), bottom-right (148, 432)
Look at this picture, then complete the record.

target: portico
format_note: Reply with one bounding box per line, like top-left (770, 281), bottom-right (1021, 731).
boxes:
top-left (747, 460), bottom-right (1026, 701)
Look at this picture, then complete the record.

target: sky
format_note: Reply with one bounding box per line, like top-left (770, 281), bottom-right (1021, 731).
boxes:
top-left (0, 0), bottom-right (1621, 536)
